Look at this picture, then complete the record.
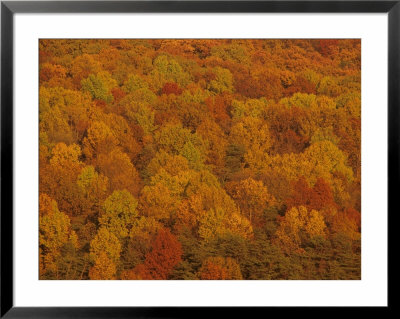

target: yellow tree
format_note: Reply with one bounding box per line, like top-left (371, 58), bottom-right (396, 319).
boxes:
top-left (49, 142), bottom-right (82, 169)
top-left (90, 227), bottom-right (121, 264)
top-left (146, 151), bottom-right (190, 177)
top-left (39, 87), bottom-right (92, 143)
top-left (230, 98), bottom-right (268, 119)
top-left (198, 207), bottom-right (253, 242)
top-left (99, 190), bottom-right (138, 239)
top-left (229, 178), bottom-right (276, 227)
top-left (81, 71), bottom-right (117, 103)
top-left (40, 143), bottom-right (83, 216)
top-left (150, 55), bottom-right (191, 90)
top-left (155, 123), bottom-right (206, 169)
top-left (122, 74), bottom-right (150, 93)
top-left (70, 53), bottom-right (102, 88)
top-left (39, 194), bottom-right (78, 277)
top-left (139, 167), bottom-right (194, 224)
top-left (175, 184), bottom-right (253, 241)
top-left (89, 227), bottom-right (121, 280)
top-left (77, 165), bottom-right (109, 220)
top-left (82, 120), bottom-right (118, 161)
top-left (275, 206), bottom-right (326, 253)
top-left (230, 117), bottom-right (272, 170)
top-left (207, 66), bottom-right (233, 94)
top-left (88, 251), bottom-right (117, 280)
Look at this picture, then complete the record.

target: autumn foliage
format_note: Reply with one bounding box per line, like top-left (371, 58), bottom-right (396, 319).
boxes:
top-left (127, 228), bottom-right (182, 280)
top-left (39, 39), bottom-right (361, 280)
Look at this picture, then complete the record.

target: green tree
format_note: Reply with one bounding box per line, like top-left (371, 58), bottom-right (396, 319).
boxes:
top-left (81, 71), bottom-right (117, 103)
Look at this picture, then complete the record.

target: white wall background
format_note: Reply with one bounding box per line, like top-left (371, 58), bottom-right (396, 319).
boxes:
top-left (13, 13), bottom-right (388, 306)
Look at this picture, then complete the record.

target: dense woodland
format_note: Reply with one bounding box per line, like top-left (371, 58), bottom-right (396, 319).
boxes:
top-left (39, 39), bottom-right (361, 280)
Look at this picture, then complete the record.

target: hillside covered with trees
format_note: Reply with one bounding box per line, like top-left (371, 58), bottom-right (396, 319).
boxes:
top-left (39, 39), bottom-right (361, 280)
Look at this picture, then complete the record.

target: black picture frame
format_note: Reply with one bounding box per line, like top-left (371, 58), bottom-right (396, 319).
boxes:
top-left (0, 0), bottom-right (395, 317)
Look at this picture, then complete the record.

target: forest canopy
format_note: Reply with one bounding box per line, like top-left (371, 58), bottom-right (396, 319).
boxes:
top-left (39, 39), bottom-right (361, 280)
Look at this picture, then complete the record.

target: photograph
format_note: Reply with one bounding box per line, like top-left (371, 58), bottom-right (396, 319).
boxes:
top-left (38, 39), bottom-right (361, 280)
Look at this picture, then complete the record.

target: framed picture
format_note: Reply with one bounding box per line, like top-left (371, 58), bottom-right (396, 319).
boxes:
top-left (1, 0), bottom-right (394, 316)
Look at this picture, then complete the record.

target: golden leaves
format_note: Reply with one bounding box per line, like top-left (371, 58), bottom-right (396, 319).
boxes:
top-left (90, 227), bottom-right (121, 264)
top-left (39, 194), bottom-right (78, 274)
top-left (39, 39), bottom-right (361, 280)
top-left (275, 206), bottom-right (327, 253)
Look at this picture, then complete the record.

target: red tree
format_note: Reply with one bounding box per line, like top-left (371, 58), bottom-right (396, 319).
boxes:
top-left (135, 228), bottom-right (183, 280)
top-left (311, 177), bottom-right (336, 211)
top-left (286, 176), bottom-right (313, 210)
top-left (162, 82), bottom-right (182, 96)
top-left (286, 176), bottom-right (336, 212)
